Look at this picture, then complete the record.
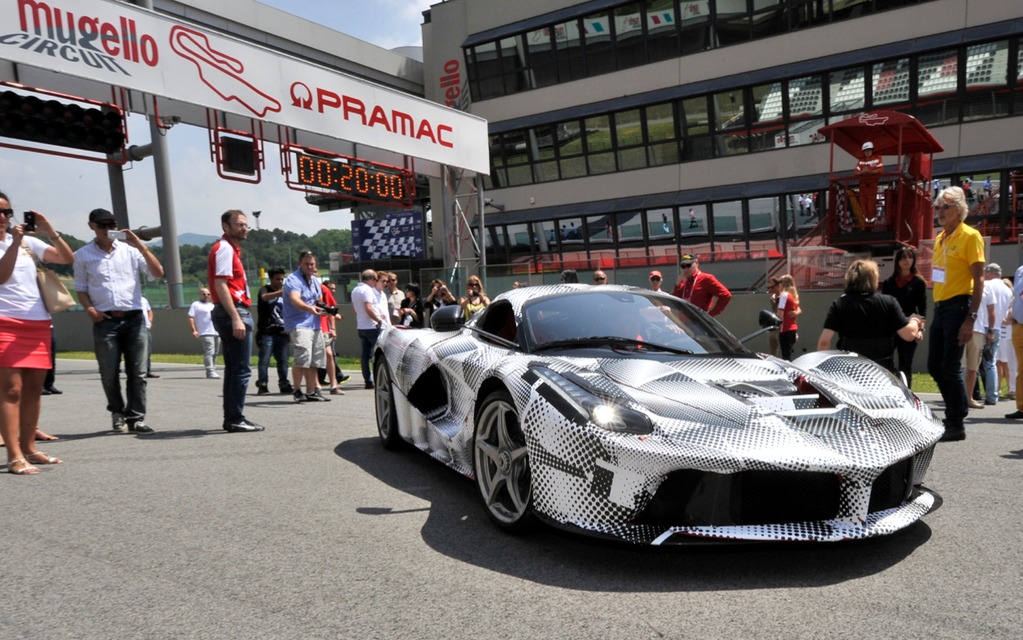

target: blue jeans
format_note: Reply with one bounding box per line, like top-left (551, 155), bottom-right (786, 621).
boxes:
top-left (358, 328), bottom-right (381, 384)
top-left (981, 332), bottom-right (1000, 404)
top-left (212, 305), bottom-right (253, 425)
top-left (257, 332), bottom-right (290, 389)
top-left (93, 312), bottom-right (147, 424)
top-left (927, 297), bottom-right (970, 429)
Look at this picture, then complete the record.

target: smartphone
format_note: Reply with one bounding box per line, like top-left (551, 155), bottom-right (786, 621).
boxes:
top-left (108, 230), bottom-right (126, 241)
top-left (23, 210), bottom-right (36, 232)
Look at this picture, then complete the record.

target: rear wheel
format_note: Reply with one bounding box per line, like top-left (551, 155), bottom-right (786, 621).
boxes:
top-left (374, 359), bottom-right (403, 450)
top-left (473, 390), bottom-right (535, 531)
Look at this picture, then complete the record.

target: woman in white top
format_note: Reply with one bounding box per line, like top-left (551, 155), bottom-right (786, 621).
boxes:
top-left (0, 192), bottom-right (74, 475)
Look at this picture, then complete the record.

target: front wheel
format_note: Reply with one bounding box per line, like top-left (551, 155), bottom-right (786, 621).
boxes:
top-left (473, 389), bottom-right (535, 532)
top-left (374, 358), bottom-right (403, 450)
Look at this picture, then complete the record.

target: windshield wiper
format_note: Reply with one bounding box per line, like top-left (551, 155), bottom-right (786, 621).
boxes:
top-left (533, 336), bottom-right (693, 356)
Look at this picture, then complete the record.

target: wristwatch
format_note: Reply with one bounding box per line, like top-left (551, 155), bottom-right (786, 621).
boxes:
top-left (969, 311), bottom-right (978, 320)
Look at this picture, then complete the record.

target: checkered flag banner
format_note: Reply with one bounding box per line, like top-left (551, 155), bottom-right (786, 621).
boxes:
top-left (351, 211), bottom-right (425, 261)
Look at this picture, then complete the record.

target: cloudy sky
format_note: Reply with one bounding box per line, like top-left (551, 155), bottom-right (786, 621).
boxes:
top-left (0, 0), bottom-right (434, 239)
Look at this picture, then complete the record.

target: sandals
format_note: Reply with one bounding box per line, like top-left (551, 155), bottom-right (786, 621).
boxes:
top-left (26, 452), bottom-right (62, 465)
top-left (35, 429), bottom-right (59, 441)
top-left (8, 458), bottom-right (40, 475)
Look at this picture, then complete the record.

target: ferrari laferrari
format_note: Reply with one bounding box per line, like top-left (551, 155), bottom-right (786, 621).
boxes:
top-left (373, 284), bottom-right (942, 545)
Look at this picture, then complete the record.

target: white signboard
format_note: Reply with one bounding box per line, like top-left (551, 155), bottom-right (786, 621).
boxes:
top-left (0, 0), bottom-right (490, 174)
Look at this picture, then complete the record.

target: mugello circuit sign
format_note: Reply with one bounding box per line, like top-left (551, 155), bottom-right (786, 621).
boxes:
top-left (0, 0), bottom-right (490, 174)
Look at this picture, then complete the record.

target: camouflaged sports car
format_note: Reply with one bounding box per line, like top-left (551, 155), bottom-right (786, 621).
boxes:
top-left (373, 284), bottom-right (942, 545)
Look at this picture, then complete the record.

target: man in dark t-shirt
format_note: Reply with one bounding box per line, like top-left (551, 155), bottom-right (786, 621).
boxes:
top-left (255, 266), bottom-right (292, 395)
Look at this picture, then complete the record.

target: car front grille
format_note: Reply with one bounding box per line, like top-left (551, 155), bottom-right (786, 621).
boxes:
top-left (634, 469), bottom-right (841, 527)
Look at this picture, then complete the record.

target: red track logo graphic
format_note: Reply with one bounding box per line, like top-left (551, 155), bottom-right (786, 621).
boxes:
top-left (858, 113), bottom-right (890, 127)
top-left (169, 26), bottom-right (281, 118)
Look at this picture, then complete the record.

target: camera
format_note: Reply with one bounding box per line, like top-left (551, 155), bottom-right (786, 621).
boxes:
top-left (315, 301), bottom-right (339, 315)
top-left (23, 211), bottom-right (35, 232)
top-left (108, 230), bottom-right (126, 241)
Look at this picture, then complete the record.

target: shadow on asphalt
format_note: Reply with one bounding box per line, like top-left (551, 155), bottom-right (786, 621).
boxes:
top-left (335, 436), bottom-right (931, 592)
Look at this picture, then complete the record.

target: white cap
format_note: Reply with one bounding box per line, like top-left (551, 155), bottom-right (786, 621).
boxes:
top-left (862, 141), bottom-right (874, 151)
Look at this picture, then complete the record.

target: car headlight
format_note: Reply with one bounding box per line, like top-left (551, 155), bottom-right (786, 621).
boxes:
top-left (532, 366), bottom-right (653, 435)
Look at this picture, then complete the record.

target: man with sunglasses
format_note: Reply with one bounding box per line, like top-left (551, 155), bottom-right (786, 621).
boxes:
top-left (648, 270), bottom-right (664, 292)
top-left (73, 208), bottom-right (164, 435)
top-left (929, 186), bottom-right (984, 442)
top-left (671, 254), bottom-right (731, 317)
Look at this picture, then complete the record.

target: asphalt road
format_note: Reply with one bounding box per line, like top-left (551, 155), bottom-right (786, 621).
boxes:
top-left (2, 360), bottom-right (1021, 640)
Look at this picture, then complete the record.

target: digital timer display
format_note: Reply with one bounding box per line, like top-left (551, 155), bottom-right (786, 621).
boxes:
top-left (293, 152), bottom-right (414, 206)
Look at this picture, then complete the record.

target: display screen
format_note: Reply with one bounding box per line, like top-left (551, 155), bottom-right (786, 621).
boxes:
top-left (292, 151), bottom-right (414, 206)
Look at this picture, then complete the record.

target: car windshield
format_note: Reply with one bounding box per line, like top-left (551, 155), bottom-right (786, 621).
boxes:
top-left (521, 290), bottom-right (746, 356)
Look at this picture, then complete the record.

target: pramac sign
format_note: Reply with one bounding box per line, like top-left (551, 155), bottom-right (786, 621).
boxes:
top-left (0, 0), bottom-right (489, 174)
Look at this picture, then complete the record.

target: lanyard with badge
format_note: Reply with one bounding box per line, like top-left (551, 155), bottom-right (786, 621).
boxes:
top-left (932, 225), bottom-right (958, 285)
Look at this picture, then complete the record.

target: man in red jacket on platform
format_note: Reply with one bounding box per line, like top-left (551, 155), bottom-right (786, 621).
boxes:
top-left (671, 253), bottom-right (731, 316)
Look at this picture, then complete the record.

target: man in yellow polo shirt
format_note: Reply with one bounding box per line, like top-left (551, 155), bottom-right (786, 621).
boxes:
top-left (928, 186), bottom-right (985, 442)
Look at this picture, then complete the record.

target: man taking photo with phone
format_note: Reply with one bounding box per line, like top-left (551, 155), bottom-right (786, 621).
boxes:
top-left (73, 208), bottom-right (164, 435)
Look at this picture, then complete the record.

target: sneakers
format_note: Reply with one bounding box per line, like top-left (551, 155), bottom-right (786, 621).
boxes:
top-left (280, 383), bottom-right (295, 394)
top-left (225, 418), bottom-right (264, 433)
top-left (338, 372), bottom-right (351, 384)
top-left (111, 412), bottom-right (127, 433)
top-left (329, 386), bottom-right (345, 396)
top-left (256, 383), bottom-right (269, 396)
top-left (305, 389), bottom-right (330, 402)
top-left (293, 390), bottom-right (308, 403)
top-left (207, 371), bottom-right (220, 379)
top-left (128, 421), bottom-right (155, 435)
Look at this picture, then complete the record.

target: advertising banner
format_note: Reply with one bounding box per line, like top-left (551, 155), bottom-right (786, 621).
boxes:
top-left (351, 211), bottom-right (425, 261)
top-left (0, 0), bottom-right (489, 173)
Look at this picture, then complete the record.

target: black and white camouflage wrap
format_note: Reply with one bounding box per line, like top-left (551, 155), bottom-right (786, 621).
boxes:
top-left (375, 285), bottom-right (942, 545)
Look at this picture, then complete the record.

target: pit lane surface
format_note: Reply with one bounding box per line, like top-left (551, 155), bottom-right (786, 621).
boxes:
top-left (2, 361), bottom-right (1020, 639)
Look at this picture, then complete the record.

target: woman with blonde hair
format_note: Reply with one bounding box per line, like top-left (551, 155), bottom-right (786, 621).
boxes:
top-left (817, 259), bottom-right (924, 373)
top-left (0, 193), bottom-right (74, 474)
top-left (774, 274), bottom-right (801, 360)
top-left (460, 275), bottom-right (490, 317)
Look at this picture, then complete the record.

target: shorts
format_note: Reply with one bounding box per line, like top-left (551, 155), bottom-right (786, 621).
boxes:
top-left (289, 328), bottom-right (325, 368)
top-left (962, 332), bottom-right (985, 371)
top-left (0, 316), bottom-right (52, 369)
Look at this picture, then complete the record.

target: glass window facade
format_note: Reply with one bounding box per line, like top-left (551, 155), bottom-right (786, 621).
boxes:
top-left (482, 37), bottom-right (1021, 191)
top-left (466, 0), bottom-right (938, 102)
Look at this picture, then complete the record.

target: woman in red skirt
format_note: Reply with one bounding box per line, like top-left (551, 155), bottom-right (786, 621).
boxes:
top-left (0, 192), bottom-right (74, 475)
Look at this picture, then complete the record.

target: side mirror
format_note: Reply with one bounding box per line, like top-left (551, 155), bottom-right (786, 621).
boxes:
top-left (739, 310), bottom-right (783, 344)
top-left (758, 309), bottom-right (782, 329)
top-left (430, 304), bottom-right (465, 332)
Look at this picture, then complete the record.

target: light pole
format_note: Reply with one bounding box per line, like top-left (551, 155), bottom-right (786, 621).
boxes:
top-left (252, 210), bottom-right (261, 230)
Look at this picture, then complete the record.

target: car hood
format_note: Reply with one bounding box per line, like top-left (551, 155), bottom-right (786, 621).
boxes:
top-left (543, 349), bottom-right (942, 472)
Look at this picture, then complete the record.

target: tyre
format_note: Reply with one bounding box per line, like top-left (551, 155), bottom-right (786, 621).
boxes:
top-left (473, 389), bottom-right (535, 532)
top-left (374, 358), bottom-right (403, 450)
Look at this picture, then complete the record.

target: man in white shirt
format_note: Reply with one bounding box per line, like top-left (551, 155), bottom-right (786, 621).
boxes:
top-left (188, 288), bottom-right (220, 379)
top-left (980, 264), bottom-right (1013, 405)
top-left (351, 269), bottom-right (390, 389)
top-left (73, 208), bottom-right (164, 435)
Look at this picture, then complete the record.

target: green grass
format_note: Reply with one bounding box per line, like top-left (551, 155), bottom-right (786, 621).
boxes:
top-left (58, 351), bottom-right (362, 368)
top-left (59, 350), bottom-right (948, 394)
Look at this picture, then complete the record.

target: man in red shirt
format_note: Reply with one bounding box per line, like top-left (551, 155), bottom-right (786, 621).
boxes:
top-left (208, 209), bottom-right (263, 433)
top-left (671, 254), bottom-right (731, 316)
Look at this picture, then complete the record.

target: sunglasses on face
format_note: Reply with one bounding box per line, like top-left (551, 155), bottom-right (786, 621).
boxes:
top-left (96, 221), bottom-right (117, 229)
top-left (649, 276), bottom-right (661, 281)
top-left (0, 208), bottom-right (13, 217)
top-left (934, 203), bottom-right (957, 211)
top-left (594, 276), bottom-right (607, 282)
top-left (680, 263), bottom-right (694, 269)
